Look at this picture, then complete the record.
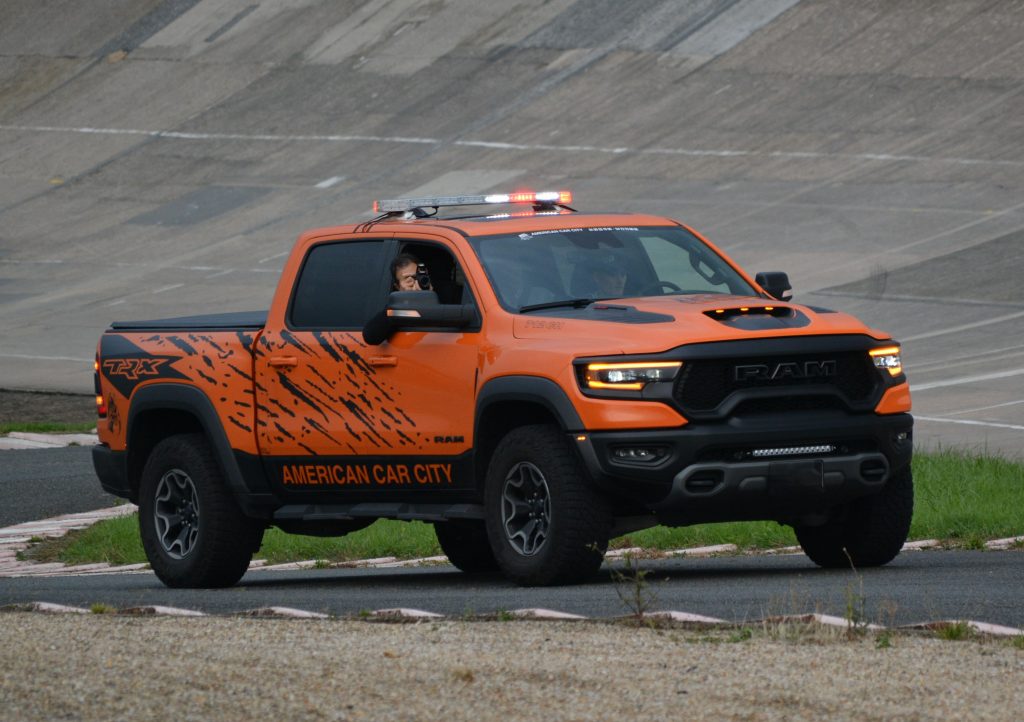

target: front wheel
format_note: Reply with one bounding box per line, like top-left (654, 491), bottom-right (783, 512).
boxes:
top-left (139, 434), bottom-right (263, 588)
top-left (796, 466), bottom-right (914, 568)
top-left (484, 425), bottom-right (612, 586)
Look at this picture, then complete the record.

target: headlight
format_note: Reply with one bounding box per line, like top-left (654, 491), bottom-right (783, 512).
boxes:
top-left (869, 346), bottom-right (903, 377)
top-left (582, 361), bottom-right (682, 391)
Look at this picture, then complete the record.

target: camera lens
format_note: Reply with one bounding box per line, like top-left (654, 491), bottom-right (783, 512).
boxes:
top-left (415, 264), bottom-right (431, 289)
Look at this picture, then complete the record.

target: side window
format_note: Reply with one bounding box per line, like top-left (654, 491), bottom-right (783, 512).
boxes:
top-left (396, 242), bottom-right (476, 306)
top-left (290, 240), bottom-right (388, 328)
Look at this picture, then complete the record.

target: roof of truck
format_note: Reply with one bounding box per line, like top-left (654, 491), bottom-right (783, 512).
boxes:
top-left (298, 211), bottom-right (686, 243)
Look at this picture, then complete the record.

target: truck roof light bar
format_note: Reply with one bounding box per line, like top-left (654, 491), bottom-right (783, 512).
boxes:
top-left (373, 190), bottom-right (572, 213)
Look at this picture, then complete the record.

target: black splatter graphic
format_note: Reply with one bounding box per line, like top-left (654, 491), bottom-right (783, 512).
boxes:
top-left (227, 416), bottom-right (252, 433)
top-left (167, 336), bottom-right (197, 355)
top-left (278, 373), bottom-right (329, 422)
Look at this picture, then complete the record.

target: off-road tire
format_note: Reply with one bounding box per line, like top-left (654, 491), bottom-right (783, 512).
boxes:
top-left (796, 465), bottom-right (914, 568)
top-left (433, 520), bottom-right (499, 573)
top-left (485, 424), bottom-right (612, 586)
top-left (139, 433), bottom-right (263, 588)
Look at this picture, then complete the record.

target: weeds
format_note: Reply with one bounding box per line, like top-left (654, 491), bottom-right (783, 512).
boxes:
top-left (875, 631), bottom-right (892, 649)
top-left (936, 621), bottom-right (973, 641)
top-left (843, 577), bottom-right (868, 637)
top-left (610, 552), bottom-right (658, 622)
top-left (89, 603), bottom-right (115, 614)
top-left (729, 627), bottom-right (753, 643)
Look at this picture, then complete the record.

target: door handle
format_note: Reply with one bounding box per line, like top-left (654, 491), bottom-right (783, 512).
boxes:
top-left (369, 356), bottom-right (398, 367)
top-left (268, 356), bottom-right (298, 368)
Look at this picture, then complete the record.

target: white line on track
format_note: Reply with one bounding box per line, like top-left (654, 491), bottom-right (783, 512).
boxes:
top-left (943, 399), bottom-right (1024, 416)
top-left (901, 310), bottom-right (1024, 342)
top-left (3, 124), bottom-right (1024, 167)
top-left (314, 175), bottom-right (345, 188)
top-left (911, 367), bottom-right (1024, 391)
top-left (915, 416), bottom-right (1024, 432)
top-left (152, 283), bottom-right (185, 294)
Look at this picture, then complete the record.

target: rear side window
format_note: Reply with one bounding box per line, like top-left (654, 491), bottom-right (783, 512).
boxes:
top-left (289, 241), bottom-right (388, 328)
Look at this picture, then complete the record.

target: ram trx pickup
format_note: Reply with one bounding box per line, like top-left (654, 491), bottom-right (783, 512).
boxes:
top-left (93, 190), bottom-right (913, 588)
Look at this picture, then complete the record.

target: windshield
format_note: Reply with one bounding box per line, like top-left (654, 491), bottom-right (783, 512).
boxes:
top-left (469, 225), bottom-right (758, 311)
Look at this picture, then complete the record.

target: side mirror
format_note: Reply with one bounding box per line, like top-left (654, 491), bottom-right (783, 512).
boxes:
top-left (385, 291), bottom-right (475, 330)
top-left (754, 271), bottom-right (792, 301)
top-left (363, 291), bottom-right (477, 345)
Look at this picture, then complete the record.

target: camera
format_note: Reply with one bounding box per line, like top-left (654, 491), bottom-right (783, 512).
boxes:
top-left (414, 263), bottom-right (431, 290)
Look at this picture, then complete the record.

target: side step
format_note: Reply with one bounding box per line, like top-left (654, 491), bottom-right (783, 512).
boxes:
top-left (273, 503), bottom-right (485, 523)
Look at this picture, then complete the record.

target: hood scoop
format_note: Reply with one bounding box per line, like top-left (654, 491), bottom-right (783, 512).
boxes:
top-left (703, 304), bottom-right (811, 330)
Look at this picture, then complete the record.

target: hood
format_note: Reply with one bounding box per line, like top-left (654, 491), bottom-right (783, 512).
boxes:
top-left (512, 295), bottom-right (885, 352)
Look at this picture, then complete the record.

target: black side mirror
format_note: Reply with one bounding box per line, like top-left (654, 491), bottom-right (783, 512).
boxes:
top-left (363, 291), bottom-right (476, 345)
top-left (384, 290), bottom-right (475, 329)
top-left (755, 271), bottom-right (792, 301)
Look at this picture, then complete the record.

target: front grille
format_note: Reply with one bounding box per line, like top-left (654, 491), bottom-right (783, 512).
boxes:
top-left (732, 395), bottom-right (845, 416)
top-left (674, 351), bottom-right (878, 413)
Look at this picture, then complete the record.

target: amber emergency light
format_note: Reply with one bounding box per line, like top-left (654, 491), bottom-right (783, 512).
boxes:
top-left (374, 190), bottom-right (572, 213)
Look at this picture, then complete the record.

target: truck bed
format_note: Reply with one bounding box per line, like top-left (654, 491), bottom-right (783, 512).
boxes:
top-left (110, 310), bottom-right (266, 331)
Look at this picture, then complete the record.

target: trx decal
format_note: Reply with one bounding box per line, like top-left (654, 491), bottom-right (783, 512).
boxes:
top-left (103, 357), bottom-right (169, 380)
top-left (99, 335), bottom-right (190, 398)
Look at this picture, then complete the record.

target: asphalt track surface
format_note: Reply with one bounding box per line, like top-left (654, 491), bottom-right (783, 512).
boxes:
top-left (2, 448), bottom-right (1021, 627)
top-left (0, 447), bottom-right (115, 527)
top-left (3, 549), bottom-right (1022, 628)
top-left (1, 1), bottom-right (1022, 459)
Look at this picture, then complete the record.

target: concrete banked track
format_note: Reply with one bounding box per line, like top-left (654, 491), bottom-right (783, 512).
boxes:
top-left (1, 0), bottom-right (1022, 456)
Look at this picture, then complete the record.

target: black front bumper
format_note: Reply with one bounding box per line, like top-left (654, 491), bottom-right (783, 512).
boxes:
top-left (575, 411), bottom-right (913, 525)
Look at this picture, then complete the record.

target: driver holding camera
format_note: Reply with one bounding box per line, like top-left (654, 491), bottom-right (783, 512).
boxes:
top-left (362, 254), bottom-right (432, 344)
top-left (391, 253), bottom-right (432, 292)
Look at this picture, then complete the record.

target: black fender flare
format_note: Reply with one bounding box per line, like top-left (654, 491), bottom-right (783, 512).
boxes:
top-left (474, 376), bottom-right (584, 433)
top-left (127, 383), bottom-right (265, 499)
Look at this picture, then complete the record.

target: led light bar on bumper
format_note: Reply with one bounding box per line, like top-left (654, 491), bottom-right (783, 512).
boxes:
top-left (869, 345), bottom-right (903, 377)
top-left (582, 361), bottom-right (682, 391)
top-left (751, 444), bottom-right (837, 458)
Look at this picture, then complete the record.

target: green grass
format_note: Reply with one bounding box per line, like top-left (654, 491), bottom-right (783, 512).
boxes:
top-left (22, 449), bottom-right (1024, 567)
top-left (0, 421), bottom-right (96, 434)
top-left (22, 516), bottom-right (443, 566)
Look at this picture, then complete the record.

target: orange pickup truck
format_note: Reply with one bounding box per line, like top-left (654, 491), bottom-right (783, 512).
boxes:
top-left (93, 191), bottom-right (913, 588)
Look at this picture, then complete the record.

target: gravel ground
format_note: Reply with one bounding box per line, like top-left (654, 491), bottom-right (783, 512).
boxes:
top-left (2, 615), bottom-right (1022, 721)
top-left (0, 389), bottom-right (95, 426)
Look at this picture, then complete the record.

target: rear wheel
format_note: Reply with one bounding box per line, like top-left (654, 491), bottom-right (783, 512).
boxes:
top-left (139, 433), bottom-right (263, 588)
top-left (485, 425), bottom-right (612, 586)
top-left (433, 520), bottom-right (499, 573)
top-left (796, 466), bottom-right (914, 568)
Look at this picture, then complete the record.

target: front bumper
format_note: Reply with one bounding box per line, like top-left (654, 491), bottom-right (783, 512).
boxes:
top-left (575, 411), bottom-right (913, 524)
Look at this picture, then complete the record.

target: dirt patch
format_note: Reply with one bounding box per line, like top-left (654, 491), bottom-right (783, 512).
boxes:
top-left (0, 389), bottom-right (96, 425)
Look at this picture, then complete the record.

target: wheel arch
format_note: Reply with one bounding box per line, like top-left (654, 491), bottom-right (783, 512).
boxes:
top-left (126, 384), bottom-right (253, 503)
top-left (473, 376), bottom-right (584, 493)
